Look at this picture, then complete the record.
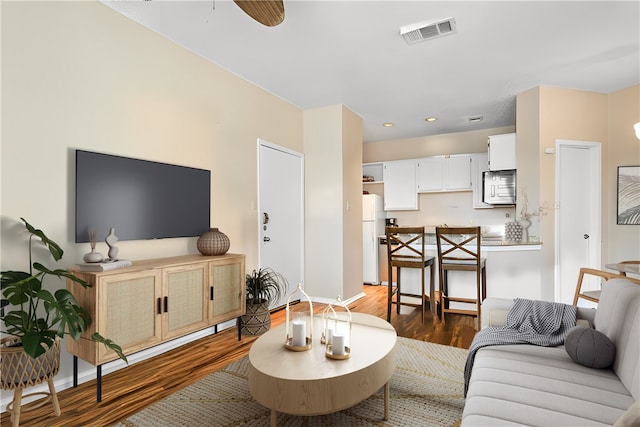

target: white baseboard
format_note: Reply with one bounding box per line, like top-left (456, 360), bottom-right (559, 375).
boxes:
top-left (311, 292), bottom-right (366, 306)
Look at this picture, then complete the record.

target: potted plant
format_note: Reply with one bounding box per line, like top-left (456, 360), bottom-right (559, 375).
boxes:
top-left (1, 218), bottom-right (127, 379)
top-left (240, 267), bottom-right (288, 335)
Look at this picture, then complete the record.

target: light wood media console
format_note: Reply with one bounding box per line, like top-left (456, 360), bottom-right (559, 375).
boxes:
top-left (66, 253), bottom-right (246, 401)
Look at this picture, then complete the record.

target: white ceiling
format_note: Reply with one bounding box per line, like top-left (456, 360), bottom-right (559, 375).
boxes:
top-left (102, 0), bottom-right (640, 143)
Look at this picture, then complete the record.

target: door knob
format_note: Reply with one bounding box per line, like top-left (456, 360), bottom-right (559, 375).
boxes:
top-left (263, 236), bottom-right (271, 242)
top-left (583, 234), bottom-right (590, 239)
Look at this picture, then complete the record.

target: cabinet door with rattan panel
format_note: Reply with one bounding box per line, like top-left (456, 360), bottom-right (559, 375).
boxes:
top-left (208, 255), bottom-right (245, 325)
top-left (99, 270), bottom-right (164, 363)
top-left (162, 262), bottom-right (209, 340)
top-left (67, 269), bottom-right (164, 365)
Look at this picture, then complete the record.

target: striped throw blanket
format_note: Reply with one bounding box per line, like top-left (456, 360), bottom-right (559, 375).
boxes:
top-left (463, 298), bottom-right (577, 396)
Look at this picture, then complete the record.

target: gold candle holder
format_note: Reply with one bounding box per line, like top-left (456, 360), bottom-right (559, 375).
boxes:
top-left (323, 296), bottom-right (352, 360)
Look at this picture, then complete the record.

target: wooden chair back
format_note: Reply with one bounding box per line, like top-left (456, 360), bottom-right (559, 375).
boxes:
top-left (386, 226), bottom-right (427, 267)
top-left (435, 226), bottom-right (482, 270)
top-left (573, 267), bottom-right (640, 305)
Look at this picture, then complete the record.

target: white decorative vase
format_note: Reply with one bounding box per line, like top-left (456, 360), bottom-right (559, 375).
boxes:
top-left (518, 219), bottom-right (532, 243)
top-left (197, 228), bottom-right (230, 256)
top-left (83, 249), bottom-right (104, 263)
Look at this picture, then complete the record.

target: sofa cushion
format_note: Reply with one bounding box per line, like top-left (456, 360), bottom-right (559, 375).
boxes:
top-left (463, 345), bottom-right (634, 426)
top-left (565, 325), bottom-right (616, 368)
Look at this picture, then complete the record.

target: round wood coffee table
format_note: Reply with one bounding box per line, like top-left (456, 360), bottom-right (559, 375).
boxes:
top-left (248, 312), bottom-right (397, 426)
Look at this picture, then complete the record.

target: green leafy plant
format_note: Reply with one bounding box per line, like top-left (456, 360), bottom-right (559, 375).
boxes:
top-left (245, 268), bottom-right (288, 306)
top-left (0, 218), bottom-right (127, 362)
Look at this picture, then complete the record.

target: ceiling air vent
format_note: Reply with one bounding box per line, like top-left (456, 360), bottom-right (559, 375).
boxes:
top-left (400, 17), bottom-right (456, 44)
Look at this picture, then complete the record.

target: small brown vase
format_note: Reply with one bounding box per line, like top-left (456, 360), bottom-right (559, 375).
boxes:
top-left (197, 228), bottom-right (230, 256)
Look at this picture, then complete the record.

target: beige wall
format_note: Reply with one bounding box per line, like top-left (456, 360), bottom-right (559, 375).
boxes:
top-left (517, 85), bottom-right (639, 300)
top-left (1, 0), bottom-right (303, 399)
top-left (607, 85), bottom-right (640, 262)
top-left (303, 105), bottom-right (363, 301)
top-left (536, 87), bottom-right (609, 299)
top-left (341, 106), bottom-right (364, 301)
top-left (304, 105), bottom-right (345, 299)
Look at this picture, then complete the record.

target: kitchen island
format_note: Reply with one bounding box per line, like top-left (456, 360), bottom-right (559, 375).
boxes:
top-left (382, 237), bottom-right (542, 303)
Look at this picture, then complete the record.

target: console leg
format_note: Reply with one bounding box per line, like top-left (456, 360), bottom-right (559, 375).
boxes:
top-left (73, 356), bottom-right (78, 388)
top-left (97, 365), bottom-right (102, 402)
top-left (237, 316), bottom-right (242, 341)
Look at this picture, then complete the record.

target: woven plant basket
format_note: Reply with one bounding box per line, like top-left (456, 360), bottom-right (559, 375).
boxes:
top-left (240, 300), bottom-right (271, 336)
top-left (0, 335), bottom-right (61, 390)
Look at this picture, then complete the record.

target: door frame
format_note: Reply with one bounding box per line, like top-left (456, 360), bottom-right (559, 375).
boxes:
top-left (257, 139), bottom-right (305, 292)
top-left (554, 139), bottom-right (601, 302)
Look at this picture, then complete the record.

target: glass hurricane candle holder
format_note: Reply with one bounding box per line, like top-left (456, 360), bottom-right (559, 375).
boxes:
top-left (324, 296), bottom-right (352, 360)
top-left (321, 304), bottom-right (337, 345)
top-left (284, 283), bottom-right (313, 351)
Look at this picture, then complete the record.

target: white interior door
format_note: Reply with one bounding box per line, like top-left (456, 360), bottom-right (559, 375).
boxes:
top-left (258, 140), bottom-right (304, 309)
top-left (555, 140), bottom-right (601, 304)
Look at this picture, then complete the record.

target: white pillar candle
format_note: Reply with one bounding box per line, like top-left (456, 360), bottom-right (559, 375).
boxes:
top-left (332, 332), bottom-right (345, 355)
top-left (292, 320), bottom-right (306, 347)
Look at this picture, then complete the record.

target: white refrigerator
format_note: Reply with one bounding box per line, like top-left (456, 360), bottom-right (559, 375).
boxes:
top-left (363, 194), bottom-right (385, 284)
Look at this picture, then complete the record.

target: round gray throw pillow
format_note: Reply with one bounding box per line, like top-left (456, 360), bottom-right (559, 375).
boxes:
top-left (565, 325), bottom-right (616, 368)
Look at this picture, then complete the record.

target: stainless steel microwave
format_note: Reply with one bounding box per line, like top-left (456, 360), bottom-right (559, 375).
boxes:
top-left (482, 170), bottom-right (516, 205)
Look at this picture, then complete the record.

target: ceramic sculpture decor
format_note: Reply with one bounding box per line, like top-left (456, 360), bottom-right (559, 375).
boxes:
top-left (105, 227), bottom-right (119, 261)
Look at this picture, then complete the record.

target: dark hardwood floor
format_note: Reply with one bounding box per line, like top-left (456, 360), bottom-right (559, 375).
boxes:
top-left (2, 285), bottom-right (477, 427)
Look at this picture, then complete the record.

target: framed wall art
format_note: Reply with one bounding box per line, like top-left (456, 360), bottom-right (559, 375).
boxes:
top-left (617, 166), bottom-right (640, 225)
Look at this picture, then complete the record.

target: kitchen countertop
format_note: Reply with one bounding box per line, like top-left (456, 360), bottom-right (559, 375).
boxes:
top-left (380, 232), bottom-right (542, 252)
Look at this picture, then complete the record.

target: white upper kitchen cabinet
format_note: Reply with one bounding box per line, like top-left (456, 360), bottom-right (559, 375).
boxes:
top-left (416, 157), bottom-right (445, 192)
top-left (417, 154), bottom-right (472, 193)
top-left (487, 133), bottom-right (516, 170)
top-left (383, 159), bottom-right (418, 211)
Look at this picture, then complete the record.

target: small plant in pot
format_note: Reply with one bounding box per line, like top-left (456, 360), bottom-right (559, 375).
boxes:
top-left (241, 268), bottom-right (288, 336)
top-left (1, 218), bottom-right (127, 382)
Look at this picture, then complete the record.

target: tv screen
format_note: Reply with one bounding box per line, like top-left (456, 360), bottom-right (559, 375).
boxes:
top-left (75, 150), bottom-right (211, 243)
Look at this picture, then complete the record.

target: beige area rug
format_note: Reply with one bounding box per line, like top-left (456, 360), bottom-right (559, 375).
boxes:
top-left (114, 337), bottom-right (468, 427)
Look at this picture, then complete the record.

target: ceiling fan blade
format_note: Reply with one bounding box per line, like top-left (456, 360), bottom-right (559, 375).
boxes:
top-left (233, 0), bottom-right (285, 27)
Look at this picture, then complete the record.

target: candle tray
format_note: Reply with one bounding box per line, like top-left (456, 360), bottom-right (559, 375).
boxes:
top-left (325, 345), bottom-right (351, 360)
top-left (285, 337), bottom-right (312, 352)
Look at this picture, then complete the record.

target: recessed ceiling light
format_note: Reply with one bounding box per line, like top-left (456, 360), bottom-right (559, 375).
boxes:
top-left (383, 122), bottom-right (394, 127)
top-left (425, 117), bottom-right (437, 122)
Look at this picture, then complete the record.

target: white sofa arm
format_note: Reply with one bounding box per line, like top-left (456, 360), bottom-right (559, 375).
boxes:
top-left (481, 298), bottom-right (514, 329)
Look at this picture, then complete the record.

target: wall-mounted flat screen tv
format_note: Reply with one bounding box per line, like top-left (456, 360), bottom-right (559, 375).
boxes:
top-left (75, 150), bottom-right (211, 243)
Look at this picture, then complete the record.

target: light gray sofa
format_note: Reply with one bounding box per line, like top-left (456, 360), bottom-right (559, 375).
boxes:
top-left (462, 278), bottom-right (639, 426)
